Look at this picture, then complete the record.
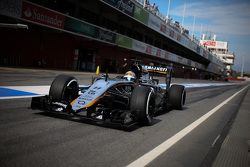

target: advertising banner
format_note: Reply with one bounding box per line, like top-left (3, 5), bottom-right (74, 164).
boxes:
top-left (171, 53), bottom-right (178, 62)
top-left (151, 47), bottom-right (157, 56)
top-left (196, 45), bottom-right (200, 54)
top-left (168, 53), bottom-right (173, 62)
top-left (164, 52), bottom-right (169, 60)
top-left (203, 50), bottom-right (208, 59)
top-left (22, 1), bottom-right (65, 29)
top-left (160, 24), bottom-right (166, 33)
top-left (148, 13), bottom-right (167, 35)
top-left (116, 0), bottom-right (135, 16)
top-left (159, 50), bottom-right (166, 59)
top-left (188, 41), bottom-right (197, 52)
top-left (200, 40), bottom-right (216, 47)
top-left (200, 40), bottom-right (227, 50)
top-left (146, 45), bottom-right (152, 55)
top-left (169, 29), bottom-right (175, 38)
top-left (116, 34), bottom-right (132, 49)
top-left (177, 56), bottom-right (183, 64)
top-left (180, 37), bottom-right (188, 46)
top-left (208, 54), bottom-right (213, 61)
top-left (162, 50), bottom-right (167, 59)
top-left (132, 40), bottom-right (146, 53)
top-left (200, 47), bottom-right (204, 56)
top-left (133, 5), bottom-right (149, 24)
top-left (132, 37), bottom-right (206, 69)
top-left (176, 34), bottom-right (181, 42)
top-left (103, 0), bottom-right (135, 16)
top-left (98, 29), bottom-right (116, 43)
top-left (156, 49), bottom-right (161, 57)
top-left (216, 41), bottom-right (228, 49)
top-left (133, 39), bottom-right (166, 59)
top-left (101, 0), bottom-right (211, 66)
top-left (148, 13), bottom-right (161, 32)
top-left (64, 17), bottom-right (97, 38)
top-left (0, 0), bottom-right (22, 18)
top-left (191, 61), bottom-right (195, 67)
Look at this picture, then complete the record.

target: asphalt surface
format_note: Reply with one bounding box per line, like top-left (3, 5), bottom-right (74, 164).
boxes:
top-left (0, 67), bottom-right (249, 167)
top-left (212, 86), bottom-right (250, 167)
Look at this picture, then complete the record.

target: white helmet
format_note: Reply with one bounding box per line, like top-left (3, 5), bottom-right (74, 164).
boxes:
top-left (124, 71), bottom-right (136, 81)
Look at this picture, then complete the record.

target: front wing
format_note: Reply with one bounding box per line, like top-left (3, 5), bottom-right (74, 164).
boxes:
top-left (31, 96), bottom-right (138, 128)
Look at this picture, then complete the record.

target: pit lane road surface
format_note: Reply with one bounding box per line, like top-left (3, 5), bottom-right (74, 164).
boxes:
top-left (0, 68), bottom-right (248, 167)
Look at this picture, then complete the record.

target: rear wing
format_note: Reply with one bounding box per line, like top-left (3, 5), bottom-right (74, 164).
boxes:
top-left (142, 65), bottom-right (173, 89)
top-left (142, 65), bottom-right (172, 75)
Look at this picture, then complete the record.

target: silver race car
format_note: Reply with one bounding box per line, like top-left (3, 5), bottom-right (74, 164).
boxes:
top-left (31, 63), bottom-right (186, 127)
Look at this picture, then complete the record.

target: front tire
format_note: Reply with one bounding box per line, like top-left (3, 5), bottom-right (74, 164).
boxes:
top-left (130, 86), bottom-right (155, 125)
top-left (49, 75), bottom-right (79, 102)
top-left (169, 85), bottom-right (186, 110)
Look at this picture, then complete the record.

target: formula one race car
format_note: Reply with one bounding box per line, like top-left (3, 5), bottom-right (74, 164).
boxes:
top-left (31, 63), bottom-right (186, 127)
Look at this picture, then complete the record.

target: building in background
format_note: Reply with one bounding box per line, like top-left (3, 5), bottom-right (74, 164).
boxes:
top-left (200, 34), bottom-right (235, 76)
top-left (0, 0), bottom-right (227, 79)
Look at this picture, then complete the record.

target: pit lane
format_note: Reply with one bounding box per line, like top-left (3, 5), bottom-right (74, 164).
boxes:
top-left (0, 67), bottom-right (248, 167)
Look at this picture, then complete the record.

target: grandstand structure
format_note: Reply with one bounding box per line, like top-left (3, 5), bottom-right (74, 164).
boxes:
top-left (0, 0), bottom-right (227, 79)
top-left (200, 34), bottom-right (235, 76)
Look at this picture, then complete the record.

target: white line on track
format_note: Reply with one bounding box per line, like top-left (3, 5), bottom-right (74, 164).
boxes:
top-left (0, 95), bottom-right (44, 100)
top-left (0, 85), bottom-right (89, 99)
top-left (126, 85), bottom-right (249, 167)
top-left (212, 135), bottom-right (221, 147)
top-left (3, 86), bottom-right (50, 95)
top-left (0, 83), bottom-right (240, 100)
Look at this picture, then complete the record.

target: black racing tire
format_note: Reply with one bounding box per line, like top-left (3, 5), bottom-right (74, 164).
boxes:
top-left (169, 84), bottom-right (186, 110)
top-left (130, 86), bottom-right (155, 125)
top-left (49, 75), bottom-right (79, 102)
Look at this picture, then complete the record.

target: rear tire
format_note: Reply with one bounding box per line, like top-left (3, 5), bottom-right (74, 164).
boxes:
top-left (169, 84), bottom-right (186, 110)
top-left (130, 86), bottom-right (155, 125)
top-left (49, 75), bottom-right (79, 102)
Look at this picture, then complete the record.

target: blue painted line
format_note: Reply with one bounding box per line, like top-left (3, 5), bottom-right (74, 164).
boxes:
top-left (0, 87), bottom-right (38, 97)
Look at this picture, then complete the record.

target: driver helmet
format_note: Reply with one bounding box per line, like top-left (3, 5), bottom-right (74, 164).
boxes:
top-left (124, 71), bottom-right (136, 81)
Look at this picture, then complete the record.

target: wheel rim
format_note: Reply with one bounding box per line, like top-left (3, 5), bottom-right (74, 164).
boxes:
top-left (146, 91), bottom-right (155, 120)
top-left (63, 80), bottom-right (78, 101)
top-left (181, 90), bottom-right (186, 106)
